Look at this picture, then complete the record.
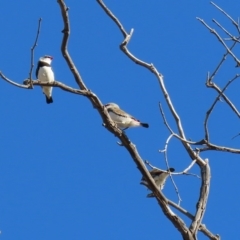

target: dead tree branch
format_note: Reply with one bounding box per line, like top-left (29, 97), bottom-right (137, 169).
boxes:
top-left (97, 0), bottom-right (212, 239)
top-left (0, 72), bottom-right (30, 89)
top-left (211, 1), bottom-right (240, 34)
top-left (29, 18), bottom-right (42, 88)
top-left (204, 74), bottom-right (240, 141)
top-left (197, 17), bottom-right (240, 66)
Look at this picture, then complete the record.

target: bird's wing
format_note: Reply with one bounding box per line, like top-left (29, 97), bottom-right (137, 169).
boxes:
top-left (35, 63), bottom-right (40, 78)
top-left (149, 169), bottom-right (164, 177)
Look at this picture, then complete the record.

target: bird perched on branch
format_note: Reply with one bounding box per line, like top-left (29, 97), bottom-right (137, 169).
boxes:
top-left (36, 55), bottom-right (54, 104)
top-left (140, 167), bottom-right (175, 197)
top-left (104, 103), bottom-right (149, 130)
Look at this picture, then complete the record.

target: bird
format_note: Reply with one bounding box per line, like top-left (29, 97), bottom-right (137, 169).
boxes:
top-left (140, 167), bottom-right (175, 197)
top-left (104, 103), bottom-right (149, 130)
top-left (36, 55), bottom-right (54, 104)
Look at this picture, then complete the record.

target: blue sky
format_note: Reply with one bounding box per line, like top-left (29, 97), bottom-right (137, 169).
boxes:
top-left (1, 0), bottom-right (240, 239)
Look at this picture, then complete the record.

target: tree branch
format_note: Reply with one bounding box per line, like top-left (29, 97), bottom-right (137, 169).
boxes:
top-left (197, 17), bottom-right (240, 66)
top-left (97, 1), bottom-right (212, 239)
top-left (57, 0), bottom-right (87, 90)
top-left (211, 1), bottom-right (240, 34)
top-left (206, 79), bottom-right (240, 118)
top-left (189, 159), bottom-right (211, 236)
top-left (0, 72), bottom-right (30, 89)
top-left (29, 18), bottom-right (42, 88)
top-left (204, 74), bottom-right (240, 141)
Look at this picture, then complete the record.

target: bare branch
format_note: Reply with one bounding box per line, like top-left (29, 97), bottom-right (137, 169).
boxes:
top-left (207, 42), bottom-right (237, 82)
top-left (189, 159), bottom-right (211, 236)
top-left (158, 103), bottom-right (206, 148)
top-left (168, 200), bottom-right (220, 240)
top-left (97, 1), bottom-right (207, 172)
top-left (57, 0), bottom-right (87, 90)
top-left (203, 142), bottom-right (240, 153)
top-left (97, 0), bottom-right (128, 38)
top-left (197, 17), bottom-right (240, 66)
top-left (159, 134), bottom-right (182, 205)
top-left (232, 132), bottom-right (240, 139)
top-left (146, 160), bottom-right (200, 179)
top-left (211, 1), bottom-right (240, 34)
top-left (212, 19), bottom-right (240, 42)
top-left (23, 79), bottom-right (90, 96)
top-left (145, 160), bottom-right (216, 239)
top-left (96, 3), bottom-right (204, 239)
top-left (29, 18), bottom-right (42, 88)
top-left (159, 103), bottom-right (174, 134)
top-left (0, 72), bottom-right (30, 89)
top-left (204, 74), bottom-right (240, 141)
top-left (206, 80), bottom-right (240, 118)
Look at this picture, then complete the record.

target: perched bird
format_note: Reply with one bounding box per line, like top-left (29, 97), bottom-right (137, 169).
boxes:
top-left (36, 55), bottom-right (54, 104)
top-left (140, 167), bottom-right (175, 197)
top-left (104, 103), bottom-right (149, 130)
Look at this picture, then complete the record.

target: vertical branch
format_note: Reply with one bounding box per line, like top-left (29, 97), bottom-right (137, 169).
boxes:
top-left (29, 17), bottom-right (42, 88)
top-left (57, 0), bottom-right (87, 90)
top-left (189, 161), bottom-right (211, 237)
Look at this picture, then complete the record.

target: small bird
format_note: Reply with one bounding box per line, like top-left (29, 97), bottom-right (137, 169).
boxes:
top-left (140, 167), bottom-right (175, 197)
top-left (36, 55), bottom-right (54, 104)
top-left (104, 103), bottom-right (149, 130)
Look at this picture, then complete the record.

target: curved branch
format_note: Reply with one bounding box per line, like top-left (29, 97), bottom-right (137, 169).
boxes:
top-left (0, 72), bottom-right (30, 89)
top-left (23, 79), bottom-right (90, 95)
top-left (57, 0), bottom-right (87, 90)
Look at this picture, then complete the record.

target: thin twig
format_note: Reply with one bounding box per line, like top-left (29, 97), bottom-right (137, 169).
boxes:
top-left (0, 72), bottom-right (30, 89)
top-left (204, 142), bottom-right (240, 153)
top-left (197, 17), bottom-right (240, 66)
top-left (211, 1), bottom-right (240, 34)
top-left (207, 42), bottom-right (237, 82)
top-left (206, 80), bottom-right (240, 117)
top-left (204, 74), bottom-right (240, 141)
top-left (161, 135), bottom-right (182, 204)
top-left (29, 18), bottom-right (42, 88)
top-left (232, 132), bottom-right (240, 139)
top-left (23, 78), bottom-right (90, 95)
top-left (159, 103), bottom-right (174, 134)
top-left (146, 160), bottom-right (200, 178)
top-left (97, 0), bottom-right (128, 38)
top-left (212, 19), bottom-right (240, 43)
top-left (146, 155), bottom-right (182, 205)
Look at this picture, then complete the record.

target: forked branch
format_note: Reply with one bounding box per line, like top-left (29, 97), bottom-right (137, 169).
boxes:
top-left (97, 0), bottom-right (212, 239)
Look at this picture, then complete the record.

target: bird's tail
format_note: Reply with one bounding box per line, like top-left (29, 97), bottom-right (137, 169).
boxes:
top-left (46, 96), bottom-right (53, 104)
top-left (146, 193), bottom-right (155, 198)
top-left (140, 180), bottom-right (149, 188)
top-left (141, 123), bottom-right (149, 128)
